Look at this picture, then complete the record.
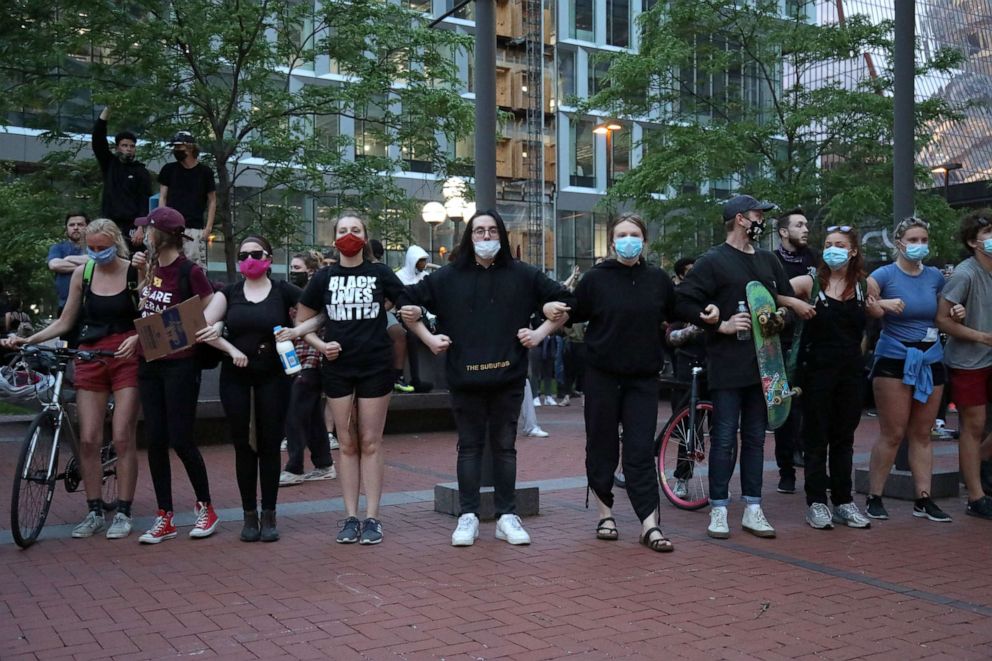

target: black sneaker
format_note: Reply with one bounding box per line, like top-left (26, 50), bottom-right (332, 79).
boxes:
top-left (792, 451), bottom-right (805, 468)
top-left (359, 517), bottom-right (383, 545)
top-left (777, 475), bottom-right (797, 494)
top-left (913, 493), bottom-right (952, 522)
top-left (966, 495), bottom-right (992, 520)
top-left (336, 516), bottom-right (362, 544)
top-left (865, 495), bottom-right (889, 520)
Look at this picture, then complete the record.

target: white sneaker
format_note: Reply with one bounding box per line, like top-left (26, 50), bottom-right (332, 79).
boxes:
top-left (106, 512), bottom-right (132, 539)
top-left (280, 439), bottom-right (288, 451)
top-left (279, 470), bottom-right (304, 486)
top-left (303, 465), bottom-right (337, 481)
top-left (451, 513), bottom-right (480, 546)
top-left (805, 503), bottom-right (834, 530)
top-left (673, 479), bottom-right (689, 499)
top-left (832, 502), bottom-right (871, 529)
top-left (742, 504), bottom-right (776, 538)
top-left (71, 511), bottom-right (106, 538)
top-left (543, 396), bottom-right (557, 406)
top-left (707, 506), bottom-right (729, 539)
top-left (495, 514), bottom-right (531, 545)
top-left (525, 426), bottom-right (549, 438)
top-left (558, 395), bottom-right (570, 406)
top-left (533, 397), bottom-right (542, 407)
top-left (328, 433), bottom-right (339, 450)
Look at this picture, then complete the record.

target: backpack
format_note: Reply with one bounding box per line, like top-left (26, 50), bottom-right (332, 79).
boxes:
top-left (175, 259), bottom-right (225, 371)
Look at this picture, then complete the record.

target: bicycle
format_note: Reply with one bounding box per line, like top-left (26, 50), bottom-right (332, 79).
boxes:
top-left (657, 365), bottom-right (712, 510)
top-left (5, 344), bottom-right (119, 548)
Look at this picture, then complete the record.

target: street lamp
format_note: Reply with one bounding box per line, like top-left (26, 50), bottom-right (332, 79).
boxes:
top-left (931, 162), bottom-right (962, 200)
top-left (421, 201), bottom-right (446, 259)
top-left (594, 121), bottom-right (623, 188)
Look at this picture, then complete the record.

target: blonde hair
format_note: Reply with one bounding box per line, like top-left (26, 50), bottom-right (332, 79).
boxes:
top-left (894, 216), bottom-right (930, 240)
top-left (85, 218), bottom-right (130, 261)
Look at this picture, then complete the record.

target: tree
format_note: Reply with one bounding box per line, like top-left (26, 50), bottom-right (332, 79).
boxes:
top-left (584, 0), bottom-right (965, 261)
top-left (2, 0), bottom-right (474, 277)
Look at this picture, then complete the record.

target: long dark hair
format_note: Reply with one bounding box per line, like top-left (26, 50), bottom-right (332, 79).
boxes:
top-left (453, 209), bottom-right (513, 269)
top-left (817, 226), bottom-right (865, 299)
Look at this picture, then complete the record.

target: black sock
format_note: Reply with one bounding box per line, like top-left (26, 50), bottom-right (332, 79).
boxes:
top-left (117, 500), bottom-right (132, 517)
top-left (86, 499), bottom-right (102, 515)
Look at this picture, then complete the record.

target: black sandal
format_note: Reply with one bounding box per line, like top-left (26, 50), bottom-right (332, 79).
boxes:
top-left (640, 526), bottom-right (674, 553)
top-left (596, 517), bottom-right (619, 540)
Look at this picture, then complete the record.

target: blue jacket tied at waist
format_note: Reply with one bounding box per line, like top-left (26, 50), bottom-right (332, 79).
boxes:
top-left (874, 333), bottom-right (943, 404)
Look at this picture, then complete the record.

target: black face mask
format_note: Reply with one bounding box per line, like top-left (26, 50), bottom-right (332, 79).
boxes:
top-left (172, 149), bottom-right (186, 161)
top-left (746, 220), bottom-right (766, 242)
top-left (289, 271), bottom-right (308, 287)
top-left (117, 152), bottom-right (135, 164)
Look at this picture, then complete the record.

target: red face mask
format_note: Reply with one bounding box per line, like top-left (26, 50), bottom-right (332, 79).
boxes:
top-left (335, 232), bottom-right (366, 258)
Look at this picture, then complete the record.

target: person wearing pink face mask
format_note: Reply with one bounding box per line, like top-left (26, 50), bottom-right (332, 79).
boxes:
top-left (201, 235), bottom-right (301, 542)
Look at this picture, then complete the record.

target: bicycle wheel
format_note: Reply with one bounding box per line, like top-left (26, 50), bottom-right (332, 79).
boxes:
top-left (10, 412), bottom-right (60, 548)
top-left (100, 439), bottom-right (119, 512)
top-left (658, 401), bottom-right (713, 511)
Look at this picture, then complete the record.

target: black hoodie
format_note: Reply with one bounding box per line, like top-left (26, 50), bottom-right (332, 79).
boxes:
top-left (92, 118), bottom-right (152, 229)
top-left (405, 259), bottom-right (574, 391)
top-left (570, 258), bottom-right (676, 377)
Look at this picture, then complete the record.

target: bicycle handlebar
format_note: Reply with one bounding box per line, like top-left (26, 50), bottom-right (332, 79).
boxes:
top-left (22, 345), bottom-right (117, 362)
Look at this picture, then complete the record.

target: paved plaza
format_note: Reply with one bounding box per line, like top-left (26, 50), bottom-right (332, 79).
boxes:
top-left (1, 401), bottom-right (990, 660)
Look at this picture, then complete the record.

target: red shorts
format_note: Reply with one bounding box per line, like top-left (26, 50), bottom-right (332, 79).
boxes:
top-left (74, 332), bottom-right (139, 392)
top-left (948, 366), bottom-right (992, 408)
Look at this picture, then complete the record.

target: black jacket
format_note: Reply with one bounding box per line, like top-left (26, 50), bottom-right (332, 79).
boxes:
top-left (405, 259), bottom-right (574, 391)
top-left (92, 119), bottom-right (152, 226)
top-left (570, 258), bottom-right (675, 377)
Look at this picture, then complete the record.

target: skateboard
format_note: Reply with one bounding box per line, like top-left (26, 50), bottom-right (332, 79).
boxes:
top-left (745, 281), bottom-right (801, 430)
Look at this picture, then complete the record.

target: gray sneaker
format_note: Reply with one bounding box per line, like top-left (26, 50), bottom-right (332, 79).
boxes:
top-left (71, 511), bottom-right (106, 538)
top-left (805, 503), bottom-right (834, 530)
top-left (105, 512), bottom-right (133, 539)
top-left (303, 466), bottom-right (337, 481)
top-left (833, 502), bottom-right (871, 528)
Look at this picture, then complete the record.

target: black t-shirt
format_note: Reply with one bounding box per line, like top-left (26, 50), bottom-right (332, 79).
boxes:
top-left (158, 162), bottom-right (216, 229)
top-left (298, 261), bottom-right (407, 376)
top-left (223, 280), bottom-right (301, 372)
top-left (675, 243), bottom-right (794, 390)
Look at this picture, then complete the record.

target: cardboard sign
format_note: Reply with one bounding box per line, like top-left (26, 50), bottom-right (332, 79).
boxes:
top-left (134, 296), bottom-right (207, 361)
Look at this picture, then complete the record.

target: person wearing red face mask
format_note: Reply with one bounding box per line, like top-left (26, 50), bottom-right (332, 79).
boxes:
top-left (281, 213), bottom-right (408, 545)
top-left (201, 236), bottom-right (302, 542)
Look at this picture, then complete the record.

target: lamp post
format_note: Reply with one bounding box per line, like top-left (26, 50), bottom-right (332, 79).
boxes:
top-left (593, 121), bottom-right (623, 188)
top-left (931, 162), bottom-right (963, 200)
top-left (421, 201), bottom-right (446, 260)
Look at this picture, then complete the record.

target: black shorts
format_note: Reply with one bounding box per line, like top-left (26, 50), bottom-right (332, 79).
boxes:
top-left (321, 367), bottom-right (394, 399)
top-left (871, 357), bottom-right (947, 387)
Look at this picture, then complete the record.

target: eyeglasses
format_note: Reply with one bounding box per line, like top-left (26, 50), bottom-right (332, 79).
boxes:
top-left (472, 227), bottom-right (499, 238)
top-left (238, 250), bottom-right (269, 261)
top-left (826, 225), bottom-right (854, 233)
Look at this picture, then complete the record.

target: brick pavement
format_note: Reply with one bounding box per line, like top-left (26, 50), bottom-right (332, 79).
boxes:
top-left (1, 399), bottom-right (990, 659)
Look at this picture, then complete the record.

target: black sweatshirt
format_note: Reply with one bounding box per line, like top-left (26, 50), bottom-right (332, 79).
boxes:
top-left (91, 118), bottom-right (152, 227)
top-left (405, 259), bottom-right (574, 391)
top-left (569, 259), bottom-right (675, 377)
top-left (675, 243), bottom-right (793, 390)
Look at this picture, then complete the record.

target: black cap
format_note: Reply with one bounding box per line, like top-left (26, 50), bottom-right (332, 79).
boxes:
top-left (169, 131), bottom-right (195, 145)
top-left (722, 195), bottom-right (776, 221)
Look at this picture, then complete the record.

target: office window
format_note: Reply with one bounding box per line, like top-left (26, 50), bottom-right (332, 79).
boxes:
top-left (607, 0), bottom-right (630, 47)
top-left (569, 0), bottom-right (595, 42)
top-left (356, 97), bottom-right (388, 159)
top-left (570, 118), bottom-right (595, 187)
top-left (559, 50), bottom-right (576, 101)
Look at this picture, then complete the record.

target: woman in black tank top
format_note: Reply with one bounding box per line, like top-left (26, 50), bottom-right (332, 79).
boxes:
top-left (3, 219), bottom-right (141, 540)
top-left (790, 226), bottom-right (873, 531)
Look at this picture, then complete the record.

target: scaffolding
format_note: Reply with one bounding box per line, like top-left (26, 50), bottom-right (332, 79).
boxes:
top-left (522, 0), bottom-right (545, 268)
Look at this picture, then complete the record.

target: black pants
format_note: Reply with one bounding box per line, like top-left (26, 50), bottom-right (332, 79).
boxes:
top-left (801, 357), bottom-right (864, 506)
top-left (284, 368), bottom-right (332, 475)
top-left (406, 333), bottom-right (424, 386)
top-left (774, 405), bottom-right (803, 479)
top-left (583, 365), bottom-right (660, 522)
top-left (450, 384), bottom-right (524, 516)
top-left (138, 358), bottom-right (211, 512)
top-left (529, 344), bottom-right (555, 396)
top-left (220, 365), bottom-right (291, 511)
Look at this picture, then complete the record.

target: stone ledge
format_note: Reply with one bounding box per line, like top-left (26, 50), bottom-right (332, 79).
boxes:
top-left (433, 482), bottom-right (539, 520)
top-left (854, 468), bottom-right (960, 500)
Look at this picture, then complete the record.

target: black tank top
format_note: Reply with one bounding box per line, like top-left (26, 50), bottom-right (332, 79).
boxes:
top-left (80, 266), bottom-right (139, 336)
top-left (801, 291), bottom-right (866, 364)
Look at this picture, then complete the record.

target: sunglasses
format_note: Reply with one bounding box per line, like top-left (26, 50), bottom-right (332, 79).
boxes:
top-left (826, 225), bottom-right (854, 233)
top-left (237, 250), bottom-right (269, 261)
top-left (976, 217), bottom-right (991, 228)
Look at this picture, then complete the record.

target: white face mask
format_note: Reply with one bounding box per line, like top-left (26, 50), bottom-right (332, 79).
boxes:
top-left (473, 239), bottom-right (501, 260)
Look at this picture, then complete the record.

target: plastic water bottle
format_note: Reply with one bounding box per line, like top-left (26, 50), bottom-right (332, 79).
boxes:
top-left (274, 326), bottom-right (302, 375)
top-left (736, 301), bottom-right (751, 341)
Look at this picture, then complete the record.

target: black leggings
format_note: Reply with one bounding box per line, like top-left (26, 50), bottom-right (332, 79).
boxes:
top-left (220, 365), bottom-right (291, 511)
top-left (138, 358), bottom-right (211, 512)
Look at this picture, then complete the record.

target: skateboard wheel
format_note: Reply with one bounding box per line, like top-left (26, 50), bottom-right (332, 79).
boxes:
top-left (758, 313), bottom-right (770, 325)
top-left (792, 387), bottom-right (803, 396)
top-left (772, 396), bottom-right (782, 405)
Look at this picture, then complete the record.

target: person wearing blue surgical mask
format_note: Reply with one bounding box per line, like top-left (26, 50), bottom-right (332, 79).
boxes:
top-left (864, 217), bottom-right (951, 523)
top-left (790, 226), bottom-right (874, 530)
top-left (569, 214), bottom-right (677, 552)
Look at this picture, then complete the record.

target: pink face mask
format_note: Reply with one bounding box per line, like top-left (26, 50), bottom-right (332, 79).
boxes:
top-left (239, 257), bottom-right (271, 279)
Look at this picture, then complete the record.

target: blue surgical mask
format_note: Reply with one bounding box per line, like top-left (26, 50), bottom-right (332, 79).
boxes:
top-left (87, 246), bottom-right (118, 265)
top-left (615, 236), bottom-right (643, 260)
top-left (982, 238), bottom-right (992, 254)
top-left (822, 246), bottom-right (850, 270)
top-left (902, 242), bottom-right (929, 262)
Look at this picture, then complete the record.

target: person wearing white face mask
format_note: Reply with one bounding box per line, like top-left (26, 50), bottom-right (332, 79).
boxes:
top-left (935, 210), bottom-right (992, 519)
top-left (399, 210), bottom-right (574, 547)
top-left (790, 226), bottom-right (874, 530)
top-left (864, 217), bottom-right (951, 523)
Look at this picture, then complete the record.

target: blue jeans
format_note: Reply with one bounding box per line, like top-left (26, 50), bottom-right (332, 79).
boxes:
top-left (709, 385), bottom-right (767, 507)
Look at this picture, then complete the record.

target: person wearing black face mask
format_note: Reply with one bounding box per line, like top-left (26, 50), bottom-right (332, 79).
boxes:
top-left (92, 107), bottom-right (152, 243)
top-left (675, 195), bottom-right (814, 541)
top-left (158, 131), bottom-right (216, 266)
